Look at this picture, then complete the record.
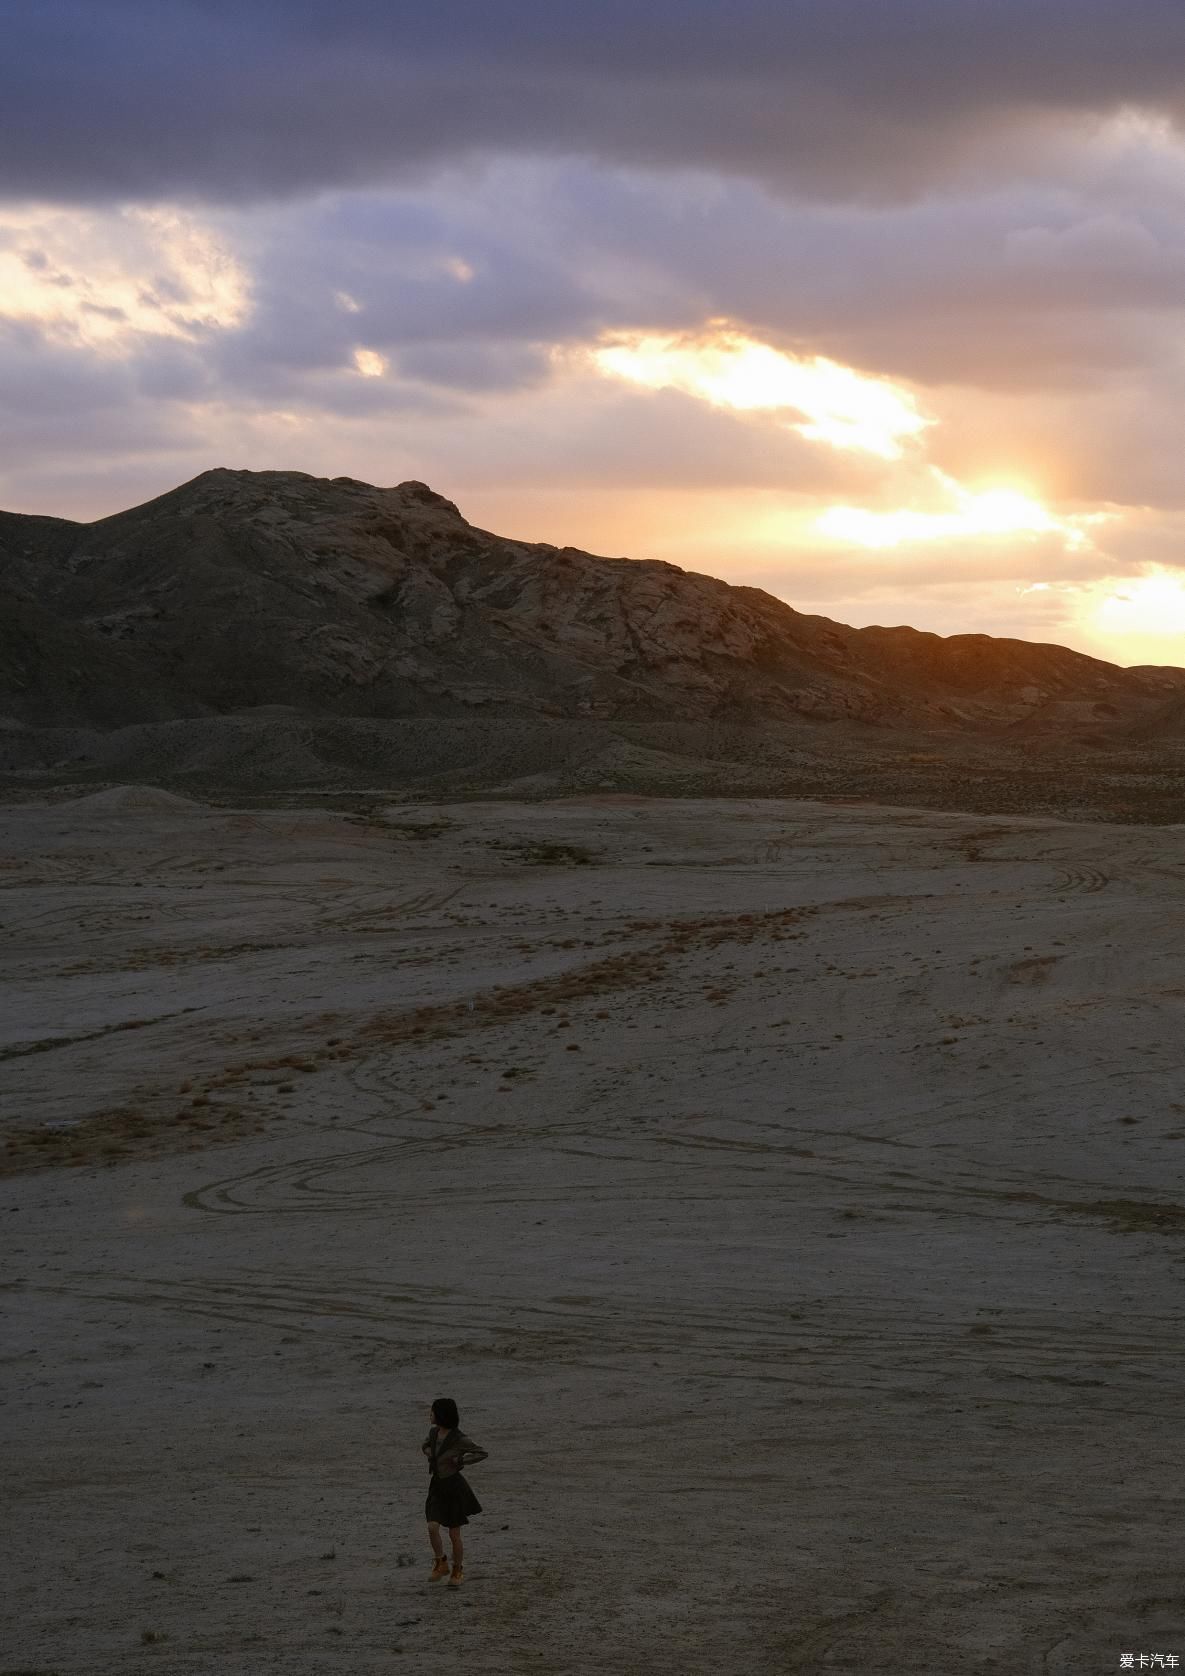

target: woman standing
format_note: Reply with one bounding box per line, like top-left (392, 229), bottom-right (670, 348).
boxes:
top-left (423, 1397), bottom-right (488, 1586)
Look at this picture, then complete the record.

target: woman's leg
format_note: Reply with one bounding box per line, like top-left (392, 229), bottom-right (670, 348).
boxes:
top-left (448, 1526), bottom-right (464, 1569)
top-left (427, 1521), bottom-right (445, 1559)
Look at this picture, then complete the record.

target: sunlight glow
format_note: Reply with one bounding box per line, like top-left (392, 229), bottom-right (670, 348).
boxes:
top-left (1094, 570), bottom-right (1185, 639)
top-left (818, 472), bottom-right (1102, 550)
top-left (586, 322), bottom-right (1116, 567)
top-left (591, 325), bottom-right (932, 459)
top-left (0, 205), bottom-right (249, 349)
top-left (1025, 568), bottom-right (1185, 668)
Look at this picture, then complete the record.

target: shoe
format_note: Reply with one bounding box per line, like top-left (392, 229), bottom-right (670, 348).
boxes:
top-left (448, 1566), bottom-right (464, 1586)
top-left (430, 1556), bottom-right (450, 1581)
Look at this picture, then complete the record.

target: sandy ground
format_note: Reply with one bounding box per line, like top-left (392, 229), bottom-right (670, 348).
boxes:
top-left (2, 788), bottom-right (1184, 1675)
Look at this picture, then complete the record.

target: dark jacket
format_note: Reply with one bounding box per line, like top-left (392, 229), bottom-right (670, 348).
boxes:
top-left (423, 1427), bottom-right (488, 1480)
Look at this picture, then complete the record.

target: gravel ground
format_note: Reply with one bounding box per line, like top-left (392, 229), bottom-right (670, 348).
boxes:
top-left (3, 791), bottom-right (1184, 1674)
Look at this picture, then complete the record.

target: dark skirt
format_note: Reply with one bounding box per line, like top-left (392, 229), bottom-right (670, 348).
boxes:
top-left (425, 1472), bottom-right (482, 1527)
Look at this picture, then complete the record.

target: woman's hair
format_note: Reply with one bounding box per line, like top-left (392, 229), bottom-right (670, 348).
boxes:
top-left (431, 1397), bottom-right (459, 1429)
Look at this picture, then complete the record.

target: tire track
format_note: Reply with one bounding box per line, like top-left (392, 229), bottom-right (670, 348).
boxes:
top-left (1052, 867), bottom-right (1111, 894)
top-left (5, 1271), bottom-right (1175, 1403)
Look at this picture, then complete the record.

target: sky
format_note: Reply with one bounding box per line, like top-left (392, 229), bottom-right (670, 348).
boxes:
top-left (5, 3), bottom-right (1185, 667)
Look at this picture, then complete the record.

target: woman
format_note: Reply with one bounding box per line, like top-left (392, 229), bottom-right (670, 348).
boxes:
top-left (423, 1397), bottom-right (488, 1586)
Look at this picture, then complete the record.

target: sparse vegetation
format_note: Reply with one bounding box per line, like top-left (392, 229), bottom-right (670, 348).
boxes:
top-left (486, 838), bottom-right (601, 865)
top-left (383, 819), bottom-right (455, 840)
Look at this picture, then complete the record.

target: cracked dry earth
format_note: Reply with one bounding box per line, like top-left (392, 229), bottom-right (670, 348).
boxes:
top-left (2, 788), bottom-right (1184, 1675)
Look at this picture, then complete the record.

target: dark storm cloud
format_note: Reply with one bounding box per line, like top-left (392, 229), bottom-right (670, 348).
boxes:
top-left (6, 1), bottom-right (1185, 204)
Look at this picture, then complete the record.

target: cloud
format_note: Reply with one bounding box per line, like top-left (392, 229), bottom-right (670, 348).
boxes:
top-left (408, 379), bottom-right (897, 495)
top-left (0, 320), bottom-right (208, 515)
top-left (7, 3), bottom-right (1185, 206)
top-left (588, 327), bottom-right (933, 458)
top-left (207, 154), bottom-right (1185, 405)
top-left (12, 153), bottom-right (1184, 485)
top-left (3, 9), bottom-right (1185, 670)
top-left (522, 159), bottom-right (1185, 390)
top-left (0, 205), bottom-right (249, 347)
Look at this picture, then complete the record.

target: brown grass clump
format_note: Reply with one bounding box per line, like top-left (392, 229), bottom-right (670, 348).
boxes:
top-left (2, 898), bottom-right (821, 1178)
top-left (382, 819), bottom-right (455, 840)
top-left (991, 1186), bottom-right (1185, 1236)
top-left (0, 1098), bottom-right (258, 1179)
top-left (487, 839), bottom-right (601, 866)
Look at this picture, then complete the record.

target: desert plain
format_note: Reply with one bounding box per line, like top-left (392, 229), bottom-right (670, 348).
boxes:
top-left (2, 786), bottom-right (1184, 1674)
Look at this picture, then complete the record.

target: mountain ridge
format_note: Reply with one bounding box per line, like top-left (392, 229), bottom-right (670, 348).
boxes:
top-left (2, 466), bottom-right (1182, 736)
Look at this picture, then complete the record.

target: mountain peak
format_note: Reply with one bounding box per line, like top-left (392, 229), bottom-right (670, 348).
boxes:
top-left (108, 468), bottom-right (468, 529)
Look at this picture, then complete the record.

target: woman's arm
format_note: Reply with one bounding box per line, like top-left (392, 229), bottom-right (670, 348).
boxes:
top-left (453, 1433), bottom-right (488, 1467)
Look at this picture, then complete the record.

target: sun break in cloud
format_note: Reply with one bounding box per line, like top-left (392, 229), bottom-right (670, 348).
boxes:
top-left (589, 325), bottom-right (932, 460)
top-left (588, 321), bottom-right (1098, 550)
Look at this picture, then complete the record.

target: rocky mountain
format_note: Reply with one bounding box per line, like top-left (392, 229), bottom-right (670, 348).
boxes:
top-left (2, 467), bottom-right (1182, 739)
top-left (4, 468), bottom-right (1185, 817)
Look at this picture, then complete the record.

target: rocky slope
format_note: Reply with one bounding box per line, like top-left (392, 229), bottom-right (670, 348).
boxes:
top-left (3, 467), bottom-right (1183, 737)
top-left (4, 468), bottom-right (1185, 814)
